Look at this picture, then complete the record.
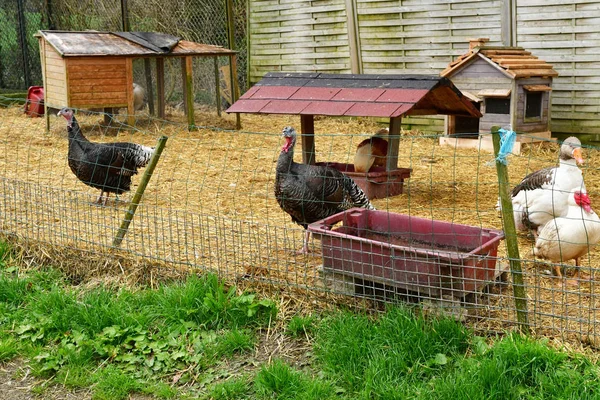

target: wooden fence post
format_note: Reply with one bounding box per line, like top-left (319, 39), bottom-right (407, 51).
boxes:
top-left (113, 135), bottom-right (168, 247)
top-left (491, 126), bottom-right (530, 334)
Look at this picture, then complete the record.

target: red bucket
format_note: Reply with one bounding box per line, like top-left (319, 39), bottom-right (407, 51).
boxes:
top-left (24, 86), bottom-right (44, 117)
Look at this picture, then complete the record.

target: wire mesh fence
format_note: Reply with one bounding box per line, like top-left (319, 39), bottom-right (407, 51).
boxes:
top-left (0, 0), bottom-right (48, 89)
top-left (2, 101), bottom-right (600, 347)
top-left (1, 0), bottom-right (248, 101)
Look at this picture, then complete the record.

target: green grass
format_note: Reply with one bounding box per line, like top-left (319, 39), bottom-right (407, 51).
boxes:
top-left (2, 240), bottom-right (600, 399)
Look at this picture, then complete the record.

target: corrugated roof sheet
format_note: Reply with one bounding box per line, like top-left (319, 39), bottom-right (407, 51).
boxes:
top-left (441, 45), bottom-right (558, 79)
top-left (37, 30), bottom-right (236, 57)
top-left (226, 73), bottom-right (481, 118)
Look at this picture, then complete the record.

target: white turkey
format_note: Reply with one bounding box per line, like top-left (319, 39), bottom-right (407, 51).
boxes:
top-left (275, 126), bottom-right (375, 254)
top-left (509, 136), bottom-right (585, 236)
top-left (534, 189), bottom-right (600, 285)
top-left (58, 108), bottom-right (155, 206)
top-left (133, 83), bottom-right (147, 112)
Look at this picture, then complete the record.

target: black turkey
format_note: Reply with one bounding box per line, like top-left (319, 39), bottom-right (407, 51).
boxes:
top-left (58, 108), bottom-right (155, 205)
top-left (275, 126), bottom-right (375, 253)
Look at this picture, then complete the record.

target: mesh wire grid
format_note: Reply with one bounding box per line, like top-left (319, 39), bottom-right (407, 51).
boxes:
top-left (1, 0), bottom-right (248, 99)
top-left (2, 102), bottom-right (600, 347)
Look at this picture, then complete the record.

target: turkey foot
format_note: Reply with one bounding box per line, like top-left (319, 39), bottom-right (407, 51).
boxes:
top-left (296, 231), bottom-right (314, 255)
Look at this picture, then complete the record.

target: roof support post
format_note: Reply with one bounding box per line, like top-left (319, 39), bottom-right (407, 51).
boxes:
top-left (182, 56), bottom-right (195, 130)
top-left (300, 114), bottom-right (316, 165)
top-left (229, 54), bottom-right (241, 129)
top-left (156, 58), bottom-right (165, 119)
top-left (386, 116), bottom-right (401, 171)
top-left (144, 58), bottom-right (154, 115)
top-left (125, 57), bottom-right (135, 126)
top-left (214, 58), bottom-right (222, 117)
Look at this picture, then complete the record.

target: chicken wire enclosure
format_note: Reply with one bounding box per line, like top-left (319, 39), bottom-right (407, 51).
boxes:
top-left (2, 0), bottom-right (249, 103)
top-left (4, 104), bottom-right (600, 347)
top-left (0, 0), bottom-right (49, 89)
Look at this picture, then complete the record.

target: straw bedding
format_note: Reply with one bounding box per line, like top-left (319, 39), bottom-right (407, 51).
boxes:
top-left (2, 105), bottom-right (600, 348)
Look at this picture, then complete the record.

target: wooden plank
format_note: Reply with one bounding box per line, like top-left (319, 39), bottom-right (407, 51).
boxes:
top-left (67, 57), bottom-right (127, 66)
top-left (45, 64), bottom-right (67, 74)
top-left (45, 57), bottom-right (66, 68)
top-left (69, 92), bottom-right (128, 101)
top-left (69, 78), bottom-right (128, 87)
top-left (67, 64), bottom-right (127, 73)
top-left (156, 58), bottom-right (165, 119)
top-left (506, 64), bottom-right (554, 69)
top-left (68, 71), bottom-right (127, 79)
top-left (512, 69), bottom-right (559, 78)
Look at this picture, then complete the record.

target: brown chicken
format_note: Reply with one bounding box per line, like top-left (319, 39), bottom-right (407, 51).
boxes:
top-left (354, 128), bottom-right (389, 173)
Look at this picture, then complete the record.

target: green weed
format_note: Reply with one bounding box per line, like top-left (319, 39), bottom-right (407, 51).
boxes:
top-left (286, 314), bottom-right (316, 338)
top-left (216, 328), bottom-right (255, 357)
top-left (92, 365), bottom-right (142, 400)
top-left (0, 336), bottom-right (18, 361)
top-left (254, 359), bottom-right (337, 400)
top-left (208, 376), bottom-right (252, 399)
top-left (314, 306), bottom-right (471, 396)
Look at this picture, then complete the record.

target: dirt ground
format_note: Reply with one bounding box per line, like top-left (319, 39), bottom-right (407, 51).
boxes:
top-left (2, 104), bottom-right (600, 350)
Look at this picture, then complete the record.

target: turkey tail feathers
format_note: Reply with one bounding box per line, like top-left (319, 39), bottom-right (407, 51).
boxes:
top-left (344, 176), bottom-right (375, 210)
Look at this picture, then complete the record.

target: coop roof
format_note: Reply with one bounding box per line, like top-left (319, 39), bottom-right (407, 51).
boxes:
top-left (441, 43), bottom-right (558, 79)
top-left (36, 30), bottom-right (236, 57)
top-left (226, 72), bottom-right (481, 118)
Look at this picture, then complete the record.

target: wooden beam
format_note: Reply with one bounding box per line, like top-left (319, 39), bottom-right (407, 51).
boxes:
top-left (125, 57), bottom-right (134, 126)
top-left (345, 0), bottom-right (362, 73)
top-left (181, 58), bottom-right (188, 115)
top-left (229, 54), bottom-right (241, 129)
top-left (144, 58), bottom-right (154, 115)
top-left (300, 115), bottom-right (316, 165)
top-left (156, 58), bottom-right (165, 119)
top-left (183, 56), bottom-right (194, 130)
top-left (214, 57), bottom-right (222, 117)
top-left (386, 117), bottom-right (401, 171)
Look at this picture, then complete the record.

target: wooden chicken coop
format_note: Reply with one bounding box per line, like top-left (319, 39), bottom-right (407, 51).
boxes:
top-left (439, 38), bottom-right (558, 153)
top-left (36, 30), bottom-right (239, 131)
top-left (226, 72), bottom-right (481, 199)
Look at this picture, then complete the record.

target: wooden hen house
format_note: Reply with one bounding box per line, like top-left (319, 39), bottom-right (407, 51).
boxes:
top-left (36, 30), bottom-right (239, 131)
top-left (440, 38), bottom-right (558, 153)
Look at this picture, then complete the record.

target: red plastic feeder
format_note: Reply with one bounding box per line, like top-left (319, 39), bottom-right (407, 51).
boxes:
top-left (308, 208), bottom-right (505, 299)
top-left (24, 86), bottom-right (44, 117)
top-left (316, 162), bottom-right (412, 199)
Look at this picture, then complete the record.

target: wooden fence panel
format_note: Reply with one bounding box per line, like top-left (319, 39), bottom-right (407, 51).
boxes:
top-left (248, 0), bottom-right (352, 84)
top-left (515, 0), bottom-right (600, 136)
top-left (355, 0), bottom-right (503, 132)
top-left (247, 0), bottom-right (600, 136)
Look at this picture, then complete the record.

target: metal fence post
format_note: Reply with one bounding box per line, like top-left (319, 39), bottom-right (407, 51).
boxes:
top-left (16, 0), bottom-right (30, 89)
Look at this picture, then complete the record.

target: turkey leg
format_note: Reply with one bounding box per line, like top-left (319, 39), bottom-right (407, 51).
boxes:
top-left (298, 230), bottom-right (311, 254)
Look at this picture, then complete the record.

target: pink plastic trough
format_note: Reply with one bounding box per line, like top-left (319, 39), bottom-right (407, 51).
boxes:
top-left (308, 208), bottom-right (505, 299)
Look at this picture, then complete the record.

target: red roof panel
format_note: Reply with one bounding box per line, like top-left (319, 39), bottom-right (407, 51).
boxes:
top-left (261, 100), bottom-right (311, 114)
top-left (225, 99), bottom-right (270, 113)
top-left (251, 86), bottom-right (299, 99)
top-left (332, 88), bottom-right (386, 102)
top-left (239, 85), bottom-right (261, 99)
top-left (390, 103), bottom-right (414, 117)
top-left (301, 101), bottom-right (354, 116)
top-left (377, 89), bottom-right (428, 103)
top-left (344, 103), bottom-right (406, 117)
top-left (290, 87), bottom-right (341, 101)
